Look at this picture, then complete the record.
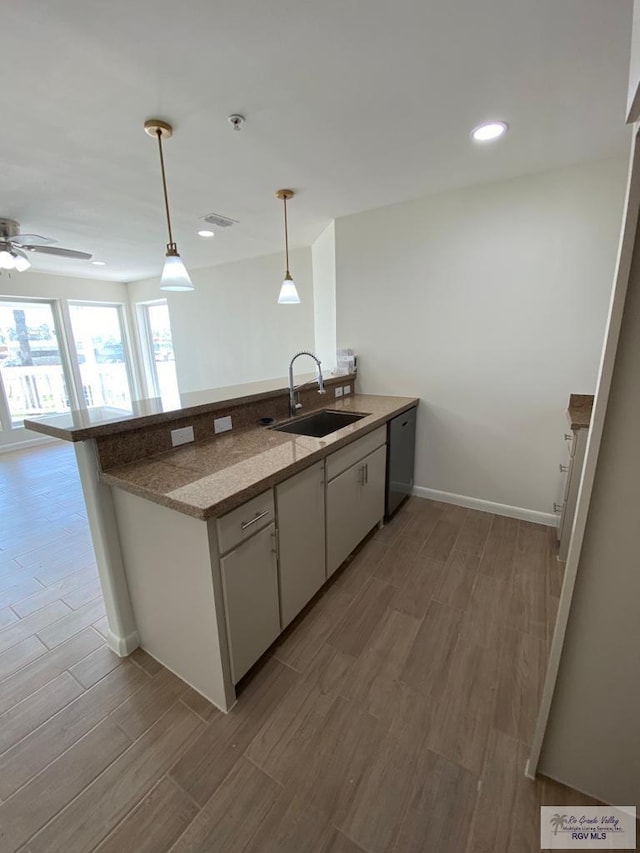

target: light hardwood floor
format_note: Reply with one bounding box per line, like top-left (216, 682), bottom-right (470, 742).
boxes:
top-left (0, 442), bottom-right (601, 853)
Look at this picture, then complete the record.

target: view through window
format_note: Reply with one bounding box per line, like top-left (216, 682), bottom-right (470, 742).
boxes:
top-left (69, 303), bottom-right (132, 409)
top-left (0, 300), bottom-right (70, 426)
top-left (144, 301), bottom-right (179, 409)
top-left (0, 298), bottom-right (136, 439)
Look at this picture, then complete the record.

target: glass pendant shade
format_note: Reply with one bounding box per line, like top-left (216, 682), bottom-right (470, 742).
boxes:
top-left (278, 273), bottom-right (300, 304)
top-left (160, 252), bottom-right (194, 291)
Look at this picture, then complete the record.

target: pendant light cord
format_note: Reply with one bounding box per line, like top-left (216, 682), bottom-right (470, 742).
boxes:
top-left (283, 195), bottom-right (290, 276)
top-left (156, 130), bottom-right (175, 249)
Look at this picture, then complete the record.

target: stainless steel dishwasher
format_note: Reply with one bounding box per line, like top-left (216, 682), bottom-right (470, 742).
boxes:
top-left (386, 406), bottom-right (417, 517)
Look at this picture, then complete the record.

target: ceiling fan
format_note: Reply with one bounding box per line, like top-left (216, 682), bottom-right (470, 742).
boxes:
top-left (0, 218), bottom-right (92, 272)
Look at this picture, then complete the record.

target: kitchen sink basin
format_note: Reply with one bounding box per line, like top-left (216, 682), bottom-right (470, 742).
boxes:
top-left (273, 409), bottom-right (366, 438)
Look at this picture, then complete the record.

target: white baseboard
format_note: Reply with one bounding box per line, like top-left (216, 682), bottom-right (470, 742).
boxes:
top-left (0, 434), bottom-right (60, 453)
top-left (412, 485), bottom-right (559, 527)
top-left (106, 629), bottom-right (140, 657)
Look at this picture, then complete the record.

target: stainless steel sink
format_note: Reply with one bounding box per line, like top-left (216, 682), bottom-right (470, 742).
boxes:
top-left (272, 409), bottom-right (366, 438)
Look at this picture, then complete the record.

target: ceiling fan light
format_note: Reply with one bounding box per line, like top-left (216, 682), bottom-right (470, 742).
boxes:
top-left (160, 252), bottom-right (194, 291)
top-left (0, 250), bottom-right (16, 270)
top-left (278, 275), bottom-right (300, 304)
top-left (13, 252), bottom-right (31, 272)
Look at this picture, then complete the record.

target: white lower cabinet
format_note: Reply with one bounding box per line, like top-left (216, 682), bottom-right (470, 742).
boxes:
top-left (219, 429), bottom-right (388, 681)
top-left (276, 461), bottom-right (326, 628)
top-left (220, 521), bottom-right (280, 683)
top-left (327, 441), bottom-right (387, 577)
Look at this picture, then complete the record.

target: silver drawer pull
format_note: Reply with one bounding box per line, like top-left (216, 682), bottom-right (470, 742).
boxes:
top-left (559, 464), bottom-right (569, 473)
top-left (241, 509), bottom-right (270, 530)
top-left (364, 462), bottom-right (369, 484)
top-left (553, 501), bottom-right (564, 513)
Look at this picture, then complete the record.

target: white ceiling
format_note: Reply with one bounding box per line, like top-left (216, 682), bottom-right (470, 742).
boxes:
top-left (0, 0), bottom-right (633, 283)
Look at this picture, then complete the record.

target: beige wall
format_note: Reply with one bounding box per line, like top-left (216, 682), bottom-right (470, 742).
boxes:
top-left (538, 212), bottom-right (640, 805)
top-left (335, 157), bottom-right (628, 519)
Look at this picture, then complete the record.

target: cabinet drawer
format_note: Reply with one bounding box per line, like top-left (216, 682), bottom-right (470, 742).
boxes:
top-left (216, 489), bottom-right (275, 554)
top-left (326, 426), bottom-right (386, 482)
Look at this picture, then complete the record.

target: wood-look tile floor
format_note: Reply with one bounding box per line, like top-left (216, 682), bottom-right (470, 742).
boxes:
top-left (0, 442), bottom-right (603, 853)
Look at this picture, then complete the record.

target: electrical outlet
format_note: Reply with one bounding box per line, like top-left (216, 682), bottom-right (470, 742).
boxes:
top-left (171, 426), bottom-right (194, 447)
top-left (343, 385), bottom-right (352, 396)
top-left (214, 416), bottom-right (233, 434)
top-left (334, 386), bottom-right (343, 398)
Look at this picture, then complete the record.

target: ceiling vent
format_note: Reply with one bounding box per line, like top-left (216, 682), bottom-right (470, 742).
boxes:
top-left (202, 212), bottom-right (238, 228)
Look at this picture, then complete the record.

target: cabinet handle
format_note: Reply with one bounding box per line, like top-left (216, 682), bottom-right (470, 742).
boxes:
top-left (271, 530), bottom-right (279, 558)
top-left (364, 462), bottom-right (369, 484)
top-left (559, 464), bottom-right (569, 473)
top-left (564, 433), bottom-right (573, 442)
top-left (240, 509), bottom-right (270, 530)
top-left (357, 465), bottom-right (365, 485)
top-left (553, 502), bottom-right (564, 513)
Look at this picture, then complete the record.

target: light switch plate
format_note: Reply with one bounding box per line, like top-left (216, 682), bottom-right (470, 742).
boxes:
top-left (343, 385), bottom-right (352, 395)
top-left (214, 416), bottom-right (233, 434)
top-left (334, 387), bottom-right (343, 398)
top-left (171, 426), bottom-right (194, 447)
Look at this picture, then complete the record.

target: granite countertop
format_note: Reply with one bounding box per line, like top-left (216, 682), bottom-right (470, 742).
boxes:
top-left (101, 394), bottom-right (418, 521)
top-left (567, 394), bottom-right (594, 430)
top-left (23, 372), bottom-right (356, 441)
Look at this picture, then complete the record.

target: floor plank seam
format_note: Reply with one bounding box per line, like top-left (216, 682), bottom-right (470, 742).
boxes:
top-left (167, 771), bottom-right (206, 812)
top-left (0, 714), bottom-right (134, 820)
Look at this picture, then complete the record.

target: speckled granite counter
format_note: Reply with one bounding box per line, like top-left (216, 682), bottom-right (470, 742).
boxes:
top-left (23, 372), bottom-right (356, 442)
top-left (567, 394), bottom-right (594, 430)
top-left (100, 394), bottom-right (418, 520)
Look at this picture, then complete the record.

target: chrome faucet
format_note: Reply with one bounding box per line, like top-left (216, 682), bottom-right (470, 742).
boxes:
top-left (288, 351), bottom-right (326, 417)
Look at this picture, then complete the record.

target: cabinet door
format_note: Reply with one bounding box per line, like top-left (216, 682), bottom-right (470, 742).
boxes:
top-left (276, 461), bottom-right (326, 628)
top-left (360, 444), bottom-right (387, 539)
top-left (326, 460), bottom-right (365, 577)
top-left (220, 522), bottom-right (280, 683)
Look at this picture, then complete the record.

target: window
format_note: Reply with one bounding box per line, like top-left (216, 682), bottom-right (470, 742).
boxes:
top-left (138, 300), bottom-right (180, 409)
top-left (0, 297), bottom-right (138, 445)
top-left (68, 303), bottom-right (133, 409)
top-left (0, 300), bottom-right (70, 428)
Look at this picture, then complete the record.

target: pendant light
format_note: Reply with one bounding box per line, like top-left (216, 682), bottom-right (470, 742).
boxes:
top-left (276, 189), bottom-right (300, 304)
top-left (144, 119), bottom-right (194, 292)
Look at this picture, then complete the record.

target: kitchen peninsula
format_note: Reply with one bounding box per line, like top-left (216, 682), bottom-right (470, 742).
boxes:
top-left (25, 375), bottom-right (418, 711)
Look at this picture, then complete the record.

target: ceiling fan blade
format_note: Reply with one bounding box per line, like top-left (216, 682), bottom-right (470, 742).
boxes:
top-left (23, 245), bottom-right (92, 260)
top-left (10, 234), bottom-right (56, 246)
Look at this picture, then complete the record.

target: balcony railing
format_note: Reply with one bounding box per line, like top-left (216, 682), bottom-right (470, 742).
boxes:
top-left (1, 364), bottom-right (131, 423)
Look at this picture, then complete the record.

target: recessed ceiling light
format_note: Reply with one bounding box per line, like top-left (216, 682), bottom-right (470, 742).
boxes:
top-left (198, 229), bottom-right (215, 238)
top-left (471, 121), bottom-right (508, 142)
top-left (91, 260), bottom-right (106, 266)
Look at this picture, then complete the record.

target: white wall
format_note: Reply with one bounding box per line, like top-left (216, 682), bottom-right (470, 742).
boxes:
top-left (128, 248), bottom-right (315, 393)
top-left (335, 157), bottom-right (628, 517)
top-left (537, 170), bottom-right (640, 804)
top-left (0, 270), bottom-right (130, 303)
top-left (311, 222), bottom-right (337, 372)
